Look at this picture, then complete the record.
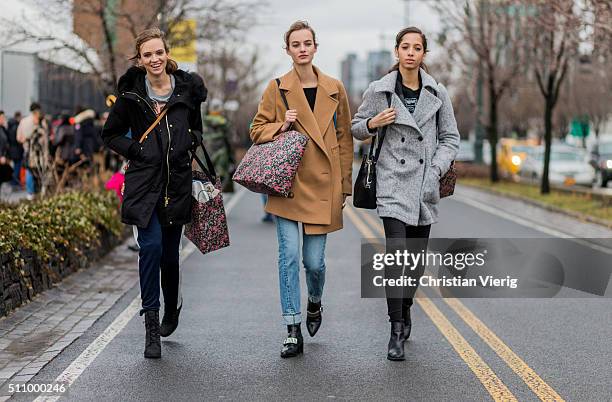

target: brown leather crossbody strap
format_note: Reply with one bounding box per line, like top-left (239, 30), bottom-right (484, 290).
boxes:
top-left (139, 108), bottom-right (168, 144)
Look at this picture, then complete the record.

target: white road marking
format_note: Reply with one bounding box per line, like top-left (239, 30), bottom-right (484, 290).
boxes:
top-left (33, 186), bottom-right (248, 402)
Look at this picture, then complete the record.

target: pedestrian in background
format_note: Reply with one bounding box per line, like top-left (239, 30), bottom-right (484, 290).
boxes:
top-left (53, 113), bottom-right (77, 167)
top-left (102, 28), bottom-right (207, 359)
top-left (6, 111), bottom-right (23, 190)
top-left (0, 111), bottom-right (12, 186)
top-left (17, 102), bottom-right (49, 199)
top-left (351, 27), bottom-right (459, 361)
top-left (74, 106), bottom-right (99, 162)
top-left (250, 20), bottom-right (353, 358)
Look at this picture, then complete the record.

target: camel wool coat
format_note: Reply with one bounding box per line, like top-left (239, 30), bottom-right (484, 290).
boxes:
top-left (250, 66), bottom-right (353, 234)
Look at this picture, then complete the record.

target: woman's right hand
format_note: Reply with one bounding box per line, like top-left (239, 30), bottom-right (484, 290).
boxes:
top-left (367, 108), bottom-right (396, 130)
top-left (281, 109), bottom-right (298, 132)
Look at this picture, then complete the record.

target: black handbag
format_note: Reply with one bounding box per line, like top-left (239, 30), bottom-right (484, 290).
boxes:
top-left (353, 92), bottom-right (392, 209)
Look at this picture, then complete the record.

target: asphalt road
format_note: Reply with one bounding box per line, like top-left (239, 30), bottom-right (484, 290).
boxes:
top-left (15, 187), bottom-right (612, 402)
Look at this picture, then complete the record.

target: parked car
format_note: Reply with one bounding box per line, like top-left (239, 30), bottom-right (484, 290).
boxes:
top-left (520, 145), bottom-right (595, 186)
top-left (456, 140), bottom-right (476, 163)
top-left (589, 141), bottom-right (612, 188)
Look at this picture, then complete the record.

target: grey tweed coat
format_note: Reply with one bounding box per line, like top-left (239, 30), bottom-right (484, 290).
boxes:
top-left (351, 69), bottom-right (460, 226)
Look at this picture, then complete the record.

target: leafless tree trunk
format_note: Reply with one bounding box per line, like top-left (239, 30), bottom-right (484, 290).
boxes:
top-left (523, 0), bottom-right (581, 194)
top-left (435, 0), bottom-right (529, 182)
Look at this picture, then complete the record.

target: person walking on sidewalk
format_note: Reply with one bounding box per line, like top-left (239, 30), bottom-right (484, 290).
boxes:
top-left (17, 103), bottom-right (49, 199)
top-left (7, 111), bottom-right (23, 190)
top-left (101, 28), bottom-right (207, 359)
top-left (351, 27), bottom-right (459, 361)
top-left (250, 20), bottom-right (353, 358)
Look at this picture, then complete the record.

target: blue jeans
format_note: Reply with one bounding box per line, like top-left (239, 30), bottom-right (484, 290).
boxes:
top-left (134, 208), bottom-right (183, 315)
top-left (25, 169), bottom-right (36, 195)
top-left (276, 216), bottom-right (327, 325)
top-left (11, 158), bottom-right (22, 187)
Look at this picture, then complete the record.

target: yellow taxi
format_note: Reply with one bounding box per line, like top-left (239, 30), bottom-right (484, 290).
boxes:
top-left (498, 138), bottom-right (539, 177)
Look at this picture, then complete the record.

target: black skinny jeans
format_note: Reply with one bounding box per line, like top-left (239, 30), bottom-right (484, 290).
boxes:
top-left (382, 217), bottom-right (431, 322)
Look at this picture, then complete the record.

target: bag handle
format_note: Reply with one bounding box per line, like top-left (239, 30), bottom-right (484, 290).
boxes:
top-left (367, 92), bottom-right (392, 163)
top-left (190, 138), bottom-right (217, 184)
top-left (139, 108), bottom-right (168, 144)
top-left (276, 78), bottom-right (293, 131)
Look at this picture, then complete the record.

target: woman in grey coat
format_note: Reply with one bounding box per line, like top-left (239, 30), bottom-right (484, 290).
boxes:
top-left (351, 27), bottom-right (459, 361)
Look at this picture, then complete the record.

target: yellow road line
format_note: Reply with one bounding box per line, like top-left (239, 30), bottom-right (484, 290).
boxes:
top-left (417, 293), bottom-right (518, 401)
top-left (348, 205), bottom-right (564, 402)
top-left (445, 298), bottom-right (565, 402)
top-left (345, 205), bottom-right (518, 402)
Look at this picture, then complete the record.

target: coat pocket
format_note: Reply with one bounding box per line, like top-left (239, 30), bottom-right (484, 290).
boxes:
top-left (422, 169), bottom-right (440, 204)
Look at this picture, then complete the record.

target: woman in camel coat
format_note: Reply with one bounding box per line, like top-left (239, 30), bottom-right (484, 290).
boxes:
top-left (250, 20), bottom-right (353, 358)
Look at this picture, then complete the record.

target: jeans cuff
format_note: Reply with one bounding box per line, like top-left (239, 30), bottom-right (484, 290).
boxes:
top-left (282, 312), bottom-right (301, 326)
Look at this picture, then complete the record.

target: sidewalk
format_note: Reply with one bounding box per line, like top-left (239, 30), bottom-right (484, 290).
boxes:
top-left (0, 241), bottom-right (139, 397)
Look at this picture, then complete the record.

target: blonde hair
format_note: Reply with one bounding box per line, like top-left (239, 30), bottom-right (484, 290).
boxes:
top-left (284, 20), bottom-right (318, 49)
top-left (130, 28), bottom-right (178, 74)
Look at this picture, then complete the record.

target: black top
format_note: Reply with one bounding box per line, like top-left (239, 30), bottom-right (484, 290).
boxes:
top-left (303, 87), bottom-right (317, 111)
top-left (396, 71), bottom-right (422, 114)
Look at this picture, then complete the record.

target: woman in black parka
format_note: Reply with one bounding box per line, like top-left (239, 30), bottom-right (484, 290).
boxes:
top-left (102, 28), bottom-right (207, 359)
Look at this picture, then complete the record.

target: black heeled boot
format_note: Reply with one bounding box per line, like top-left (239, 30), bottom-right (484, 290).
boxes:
top-left (280, 324), bottom-right (303, 358)
top-left (160, 304), bottom-right (182, 337)
top-left (387, 321), bottom-right (405, 361)
top-left (144, 310), bottom-right (161, 358)
top-left (402, 306), bottom-right (412, 342)
top-left (306, 300), bottom-right (323, 337)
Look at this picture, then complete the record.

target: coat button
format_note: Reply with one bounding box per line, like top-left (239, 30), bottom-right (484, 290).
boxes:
top-left (418, 136), bottom-right (423, 141)
top-left (169, 124), bottom-right (173, 127)
top-left (170, 147), bottom-right (174, 151)
top-left (419, 159), bottom-right (424, 164)
top-left (288, 191), bottom-right (294, 198)
top-left (400, 159), bottom-right (405, 164)
top-left (401, 137), bottom-right (405, 142)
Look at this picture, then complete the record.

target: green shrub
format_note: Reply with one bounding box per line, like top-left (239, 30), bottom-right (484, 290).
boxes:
top-left (0, 191), bottom-right (122, 268)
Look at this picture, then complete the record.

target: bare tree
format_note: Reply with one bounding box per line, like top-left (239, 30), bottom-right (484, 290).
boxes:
top-left (198, 43), bottom-right (274, 146)
top-left (523, 0), bottom-right (582, 194)
top-left (0, 0), bottom-right (265, 95)
top-left (435, 0), bottom-right (529, 182)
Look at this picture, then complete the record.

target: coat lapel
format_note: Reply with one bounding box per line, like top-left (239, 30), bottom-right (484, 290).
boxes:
top-left (413, 87), bottom-right (442, 128)
top-left (374, 71), bottom-right (420, 133)
top-left (278, 67), bottom-right (329, 159)
top-left (312, 66), bottom-right (339, 138)
top-left (413, 69), bottom-right (442, 127)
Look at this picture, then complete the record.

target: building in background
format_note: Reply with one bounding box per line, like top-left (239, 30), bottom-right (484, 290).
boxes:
top-left (0, 1), bottom-right (104, 116)
top-left (340, 50), bottom-right (391, 109)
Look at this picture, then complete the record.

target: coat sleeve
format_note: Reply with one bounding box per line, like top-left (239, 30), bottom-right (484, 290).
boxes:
top-left (101, 97), bottom-right (141, 160)
top-left (336, 81), bottom-right (354, 195)
top-left (351, 83), bottom-right (378, 140)
top-left (188, 72), bottom-right (207, 149)
top-left (249, 80), bottom-right (285, 145)
top-left (431, 84), bottom-right (460, 176)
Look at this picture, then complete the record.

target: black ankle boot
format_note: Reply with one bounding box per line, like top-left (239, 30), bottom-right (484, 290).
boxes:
top-left (160, 304), bottom-right (182, 337)
top-left (402, 307), bottom-right (412, 342)
top-left (144, 310), bottom-right (161, 358)
top-left (306, 300), bottom-right (323, 337)
top-left (387, 321), bottom-right (405, 361)
top-left (280, 324), bottom-right (303, 358)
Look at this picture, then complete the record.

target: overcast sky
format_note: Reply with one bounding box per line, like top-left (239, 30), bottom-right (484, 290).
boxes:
top-left (249, 0), bottom-right (441, 79)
